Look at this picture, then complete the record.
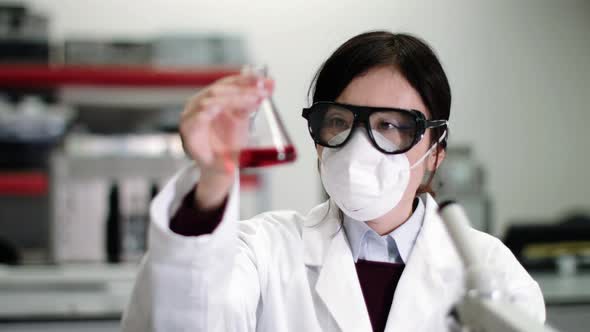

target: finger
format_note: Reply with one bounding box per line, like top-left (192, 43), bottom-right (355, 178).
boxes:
top-left (217, 74), bottom-right (260, 87)
top-left (184, 79), bottom-right (270, 116)
top-left (211, 109), bottom-right (250, 150)
top-left (219, 74), bottom-right (275, 92)
top-left (182, 91), bottom-right (260, 123)
top-left (200, 93), bottom-right (262, 117)
top-left (207, 84), bottom-right (269, 99)
top-left (260, 78), bottom-right (275, 94)
top-left (211, 78), bottom-right (274, 110)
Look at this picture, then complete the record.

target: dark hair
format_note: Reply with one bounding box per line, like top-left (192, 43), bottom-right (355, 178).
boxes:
top-left (309, 31), bottom-right (451, 196)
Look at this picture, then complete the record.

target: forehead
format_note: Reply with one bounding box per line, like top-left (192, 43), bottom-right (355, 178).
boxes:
top-left (335, 66), bottom-right (428, 116)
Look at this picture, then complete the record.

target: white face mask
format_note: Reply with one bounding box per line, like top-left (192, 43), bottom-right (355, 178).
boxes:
top-left (320, 129), bottom-right (446, 221)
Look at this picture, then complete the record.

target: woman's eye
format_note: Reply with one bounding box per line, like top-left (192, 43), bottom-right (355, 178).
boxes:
top-left (377, 121), bottom-right (411, 131)
top-left (377, 121), bottom-right (399, 130)
top-left (326, 118), bottom-right (349, 129)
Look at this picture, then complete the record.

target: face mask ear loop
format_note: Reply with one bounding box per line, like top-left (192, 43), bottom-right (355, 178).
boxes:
top-left (409, 130), bottom-right (447, 170)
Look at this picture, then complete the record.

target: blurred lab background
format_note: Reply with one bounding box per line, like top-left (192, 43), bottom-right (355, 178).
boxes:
top-left (0, 0), bottom-right (588, 331)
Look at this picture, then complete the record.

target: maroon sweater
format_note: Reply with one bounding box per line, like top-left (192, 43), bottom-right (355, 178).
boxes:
top-left (170, 189), bottom-right (404, 332)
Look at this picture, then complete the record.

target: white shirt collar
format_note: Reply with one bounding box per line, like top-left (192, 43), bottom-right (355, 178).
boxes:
top-left (343, 197), bottom-right (425, 263)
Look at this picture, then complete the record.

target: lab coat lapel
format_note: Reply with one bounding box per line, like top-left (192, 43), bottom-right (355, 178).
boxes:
top-left (302, 200), bottom-right (373, 332)
top-left (315, 229), bottom-right (373, 332)
top-left (384, 194), bottom-right (463, 332)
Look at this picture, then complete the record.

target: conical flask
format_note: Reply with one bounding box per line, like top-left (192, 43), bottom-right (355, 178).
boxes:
top-left (239, 66), bottom-right (297, 168)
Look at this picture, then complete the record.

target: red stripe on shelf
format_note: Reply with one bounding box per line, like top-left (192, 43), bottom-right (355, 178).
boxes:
top-left (0, 65), bottom-right (240, 87)
top-left (0, 172), bottom-right (48, 196)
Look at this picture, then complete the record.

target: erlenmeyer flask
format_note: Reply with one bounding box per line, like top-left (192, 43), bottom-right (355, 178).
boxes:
top-left (239, 66), bottom-right (297, 168)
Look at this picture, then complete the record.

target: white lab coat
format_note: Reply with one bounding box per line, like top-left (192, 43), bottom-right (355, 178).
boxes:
top-left (121, 165), bottom-right (546, 332)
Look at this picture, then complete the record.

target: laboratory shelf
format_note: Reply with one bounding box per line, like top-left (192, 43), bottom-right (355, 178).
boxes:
top-left (0, 64), bottom-right (240, 87)
top-left (0, 64), bottom-right (240, 107)
top-left (54, 133), bottom-right (261, 190)
top-left (532, 272), bottom-right (590, 305)
top-left (0, 263), bottom-right (137, 320)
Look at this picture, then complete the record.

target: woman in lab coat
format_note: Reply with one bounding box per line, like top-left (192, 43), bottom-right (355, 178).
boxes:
top-left (121, 31), bottom-right (545, 332)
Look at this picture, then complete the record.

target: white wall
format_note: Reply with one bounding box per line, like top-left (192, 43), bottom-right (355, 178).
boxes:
top-left (9, 0), bottom-right (590, 234)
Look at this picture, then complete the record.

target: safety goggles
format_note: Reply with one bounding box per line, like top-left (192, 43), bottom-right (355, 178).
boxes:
top-left (301, 102), bottom-right (447, 154)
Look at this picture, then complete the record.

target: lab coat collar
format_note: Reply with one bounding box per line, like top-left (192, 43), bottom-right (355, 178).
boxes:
top-left (302, 194), bottom-right (463, 332)
top-left (301, 194), bottom-right (457, 271)
top-left (388, 197), bottom-right (425, 263)
top-left (301, 199), bottom-right (342, 267)
top-left (302, 200), bottom-right (372, 331)
top-left (341, 215), bottom-right (373, 262)
top-left (342, 197), bottom-right (425, 263)
top-left (384, 193), bottom-right (464, 331)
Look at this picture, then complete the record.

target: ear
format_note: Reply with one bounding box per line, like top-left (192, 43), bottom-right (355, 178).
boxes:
top-left (426, 147), bottom-right (446, 172)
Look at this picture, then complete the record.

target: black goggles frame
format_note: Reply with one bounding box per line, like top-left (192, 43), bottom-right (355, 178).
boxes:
top-left (301, 101), bottom-right (447, 155)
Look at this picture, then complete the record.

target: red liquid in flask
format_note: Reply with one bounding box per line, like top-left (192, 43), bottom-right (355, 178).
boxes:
top-left (239, 145), bottom-right (297, 168)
